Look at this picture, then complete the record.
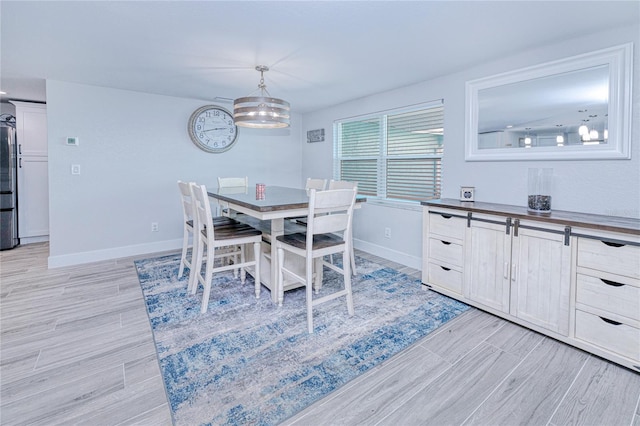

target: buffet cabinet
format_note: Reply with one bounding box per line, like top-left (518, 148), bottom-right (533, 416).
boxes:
top-left (422, 199), bottom-right (640, 372)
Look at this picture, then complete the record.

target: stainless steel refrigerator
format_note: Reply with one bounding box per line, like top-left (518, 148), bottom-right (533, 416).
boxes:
top-left (0, 116), bottom-right (19, 250)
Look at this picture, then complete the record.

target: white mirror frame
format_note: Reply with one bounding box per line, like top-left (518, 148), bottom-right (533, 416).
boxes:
top-left (465, 43), bottom-right (633, 161)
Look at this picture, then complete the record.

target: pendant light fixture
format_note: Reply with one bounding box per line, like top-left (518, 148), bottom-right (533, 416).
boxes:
top-left (233, 65), bottom-right (290, 129)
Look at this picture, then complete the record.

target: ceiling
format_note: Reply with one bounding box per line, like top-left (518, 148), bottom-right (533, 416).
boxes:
top-left (1, 1), bottom-right (638, 114)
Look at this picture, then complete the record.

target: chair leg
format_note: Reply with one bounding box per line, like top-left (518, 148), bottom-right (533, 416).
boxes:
top-left (178, 226), bottom-right (189, 278)
top-left (350, 244), bottom-right (357, 276)
top-left (277, 246), bottom-right (285, 306)
top-left (231, 245), bottom-right (239, 278)
top-left (343, 251), bottom-right (355, 316)
top-left (306, 256), bottom-right (314, 333)
top-left (253, 241), bottom-right (261, 299)
top-left (200, 242), bottom-right (214, 314)
top-left (240, 244), bottom-right (246, 284)
top-left (189, 236), bottom-right (203, 294)
top-left (313, 257), bottom-right (323, 294)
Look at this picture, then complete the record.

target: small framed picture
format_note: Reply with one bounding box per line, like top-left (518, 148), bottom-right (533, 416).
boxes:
top-left (460, 186), bottom-right (475, 201)
top-left (307, 129), bottom-right (325, 143)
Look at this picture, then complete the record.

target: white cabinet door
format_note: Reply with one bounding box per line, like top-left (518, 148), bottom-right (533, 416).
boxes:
top-left (465, 219), bottom-right (511, 313)
top-left (510, 226), bottom-right (572, 335)
top-left (12, 102), bottom-right (47, 157)
top-left (17, 156), bottom-right (49, 238)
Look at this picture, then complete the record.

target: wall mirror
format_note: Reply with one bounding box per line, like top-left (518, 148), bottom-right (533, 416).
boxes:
top-left (465, 43), bottom-right (633, 161)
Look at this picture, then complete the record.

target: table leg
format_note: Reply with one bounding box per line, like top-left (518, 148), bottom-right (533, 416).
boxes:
top-left (270, 217), bottom-right (284, 304)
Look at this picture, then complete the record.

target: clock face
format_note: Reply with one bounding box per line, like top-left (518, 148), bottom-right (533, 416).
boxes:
top-left (188, 106), bottom-right (238, 153)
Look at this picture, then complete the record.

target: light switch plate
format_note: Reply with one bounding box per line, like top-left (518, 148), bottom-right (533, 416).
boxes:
top-left (71, 164), bottom-right (81, 175)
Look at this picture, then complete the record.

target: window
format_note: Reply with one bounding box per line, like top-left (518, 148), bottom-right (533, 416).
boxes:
top-left (334, 100), bottom-right (444, 202)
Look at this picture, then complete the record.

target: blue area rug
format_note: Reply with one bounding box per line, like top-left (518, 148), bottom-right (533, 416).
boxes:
top-left (135, 253), bottom-right (469, 425)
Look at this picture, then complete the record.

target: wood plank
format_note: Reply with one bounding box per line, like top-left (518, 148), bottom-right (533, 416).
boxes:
top-left (377, 342), bottom-right (520, 425)
top-left (287, 345), bottom-right (450, 425)
top-left (485, 320), bottom-right (545, 359)
top-left (0, 365), bottom-right (124, 425)
top-left (419, 308), bottom-right (503, 364)
top-left (549, 355), bottom-right (640, 426)
top-left (463, 337), bottom-right (589, 425)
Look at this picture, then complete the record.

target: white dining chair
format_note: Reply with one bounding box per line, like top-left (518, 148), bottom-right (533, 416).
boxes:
top-left (217, 176), bottom-right (249, 216)
top-left (306, 178), bottom-right (327, 192)
top-left (327, 180), bottom-right (358, 275)
top-left (291, 178), bottom-right (328, 226)
top-left (276, 187), bottom-right (357, 333)
top-left (177, 180), bottom-right (238, 283)
top-left (190, 182), bottom-right (263, 313)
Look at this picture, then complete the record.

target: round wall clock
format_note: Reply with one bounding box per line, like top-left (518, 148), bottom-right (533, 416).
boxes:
top-left (187, 105), bottom-right (238, 153)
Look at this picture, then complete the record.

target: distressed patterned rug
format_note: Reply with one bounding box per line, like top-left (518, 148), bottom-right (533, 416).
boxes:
top-left (135, 253), bottom-right (469, 425)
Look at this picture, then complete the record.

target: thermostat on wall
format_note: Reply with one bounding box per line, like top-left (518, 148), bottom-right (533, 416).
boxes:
top-left (460, 186), bottom-right (475, 201)
top-left (66, 137), bottom-right (79, 146)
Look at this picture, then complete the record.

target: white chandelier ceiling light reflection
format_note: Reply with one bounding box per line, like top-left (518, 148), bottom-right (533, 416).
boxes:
top-left (233, 65), bottom-right (290, 129)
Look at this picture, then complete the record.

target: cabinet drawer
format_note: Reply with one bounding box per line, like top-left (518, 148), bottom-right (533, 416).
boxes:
top-left (576, 273), bottom-right (640, 321)
top-left (428, 238), bottom-right (463, 267)
top-left (428, 210), bottom-right (465, 240)
top-left (427, 262), bottom-right (463, 294)
top-left (577, 238), bottom-right (640, 279)
top-left (575, 310), bottom-right (640, 361)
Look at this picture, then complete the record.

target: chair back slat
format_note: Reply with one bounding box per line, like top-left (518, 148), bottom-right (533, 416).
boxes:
top-left (328, 180), bottom-right (357, 191)
top-left (306, 178), bottom-right (327, 191)
top-left (218, 176), bottom-right (248, 188)
top-left (307, 188), bottom-right (357, 241)
top-left (313, 213), bottom-right (349, 235)
top-left (178, 180), bottom-right (194, 221)
top-left (191, 182), bottom-right (216, 242)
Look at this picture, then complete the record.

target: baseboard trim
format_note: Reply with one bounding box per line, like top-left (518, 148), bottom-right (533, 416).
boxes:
top-left (20, 236), bottom-right (49, 245)
top-left (47, 237), bottom-right (422, 271)
top-left (354, 239), bottom-right (421, 270)
top-left (48, 239), bottom-right (183, 268)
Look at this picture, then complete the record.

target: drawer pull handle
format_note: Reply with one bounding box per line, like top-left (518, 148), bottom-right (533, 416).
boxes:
top-left (440, 214), bottom-right (452, 219)
top-left (600, 317), bottom-right (623, 326)
top-left (441, 240), bottom-right (451, 245)
top-left (602, 241), bottom-right (625, 248)
top-left (601, 278), bottom-right (624, 287)
top-left (440, 266), bottom-right (451, 271)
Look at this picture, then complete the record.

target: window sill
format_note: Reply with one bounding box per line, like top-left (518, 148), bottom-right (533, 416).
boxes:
top-left (363, 198), bottom-right (423, 212)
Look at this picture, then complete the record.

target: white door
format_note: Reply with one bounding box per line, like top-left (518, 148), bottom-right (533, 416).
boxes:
top-left (510, 226), bottom-right (572, 335)
top-left (11, 101), bottom-right (49, 242)
top-left (465, 219), bottom-right (512, 313)
top-left (17, 156), bottom-right (49, 239)
top-left (15, 104), bottom-right (47, 157)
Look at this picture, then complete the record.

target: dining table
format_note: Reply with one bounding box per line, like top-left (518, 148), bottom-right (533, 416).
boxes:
top-left (207, 184), bottom-right (365, 304)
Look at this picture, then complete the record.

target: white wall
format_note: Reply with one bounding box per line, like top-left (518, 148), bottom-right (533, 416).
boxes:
top-left (46, 81), bottom-right (303, 267)
top-left (1, 102), bottom-right (16, 116)
top-left (301, 25), bottom-right (640, 269)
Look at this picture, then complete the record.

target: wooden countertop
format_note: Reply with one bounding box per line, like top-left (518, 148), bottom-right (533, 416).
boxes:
top-left (421, 198), bottom-right (640, 235)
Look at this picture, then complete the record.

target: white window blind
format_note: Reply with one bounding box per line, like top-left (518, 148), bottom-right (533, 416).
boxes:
top-left (334, 100), bottom-right (444, 202)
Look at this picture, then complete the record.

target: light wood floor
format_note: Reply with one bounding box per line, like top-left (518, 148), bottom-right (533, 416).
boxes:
top-left (1, 243), bottom-right (639, 425)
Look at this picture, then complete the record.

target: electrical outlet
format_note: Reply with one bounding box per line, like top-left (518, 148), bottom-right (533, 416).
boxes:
top-left (384, 227), bottom-right (391, 239)
top-left (151, 222), bottom-right (159, 232)
top-left (71, 164), bottom-right (81, 175)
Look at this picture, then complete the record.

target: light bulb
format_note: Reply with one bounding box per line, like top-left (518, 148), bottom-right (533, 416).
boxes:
top-left (590, 129), bottom-right (599, 139)
top-left (556, 135), bottom-right (564, 143)
top-left (578, 124), bottom-right (588, 136)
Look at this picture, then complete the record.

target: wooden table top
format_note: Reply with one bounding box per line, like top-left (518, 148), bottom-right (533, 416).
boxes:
top-left (208, 185), bottom-right (366, 213)
top-left (422, 198), bottom-right (640, 235)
